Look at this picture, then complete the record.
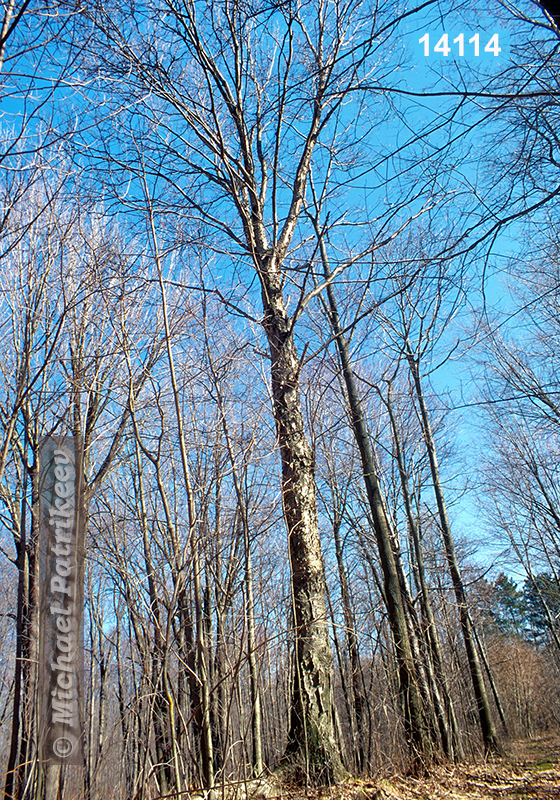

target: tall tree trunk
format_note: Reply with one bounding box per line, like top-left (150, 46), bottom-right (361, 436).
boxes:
top-left (472, 625), bottom-right (508, 734)
top-left (407, 351), bottom-right (499, 754)
top-left (12, 444), bottom-right (41, 800)
top-left (313, 237), bottom-right (433, 767)
top-left (244, 521), bottom-right (264, 777)
top-left (259, 254), bottom-right (344, 785)
top-left (332, 515), bottom-right (367, 772)
top-left (206, 356), bottom-right (264, 778)
top-left (193, 540), bottom-right (215, 791)
top-left (132, 425), bottom-right (173, 796)
top-left (384, 383), bottom-right (463, 760)
top-left (4, 466), bottom-right (28, 800)
top-left (115, 614), bottom-right (135, 800)
top-left (182, 597), bottom-right (207, 788)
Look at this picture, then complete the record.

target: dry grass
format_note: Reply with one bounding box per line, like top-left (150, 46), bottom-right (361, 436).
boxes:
top-left (241, 735), bottom-right (560, 800)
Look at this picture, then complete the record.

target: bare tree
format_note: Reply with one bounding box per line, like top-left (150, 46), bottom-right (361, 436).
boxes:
top-left (75, 0), bottom-right (425, 781)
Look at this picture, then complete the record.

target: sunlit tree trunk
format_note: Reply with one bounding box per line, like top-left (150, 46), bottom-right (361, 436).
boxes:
top-left (407, 351), bottom-right (499, 754)
top-left (332, 515), bottom-right (367, 771)
top-left (311, 227), bottom-right (433, 766)
top-left (260, 253), bottom-right (344, 783)
top-left (384, 383), bottom-right (463, 760)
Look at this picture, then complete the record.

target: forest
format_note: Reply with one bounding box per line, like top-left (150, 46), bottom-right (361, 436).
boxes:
top-left (0, 0), bottom-right (560, 798)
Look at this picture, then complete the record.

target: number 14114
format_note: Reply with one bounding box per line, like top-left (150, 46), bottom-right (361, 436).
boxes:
top-left (419, 33), bottom-right (501, 57)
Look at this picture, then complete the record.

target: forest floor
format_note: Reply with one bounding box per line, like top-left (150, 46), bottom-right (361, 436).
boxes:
top-left (372, 734), bottom-right (560, 800)
top-left (251, 735), bottom-right (560, 800)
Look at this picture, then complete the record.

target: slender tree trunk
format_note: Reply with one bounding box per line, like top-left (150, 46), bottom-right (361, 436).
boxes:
top-left (332, 516), bottom-right (366, 771)
top-left (132, 427), bottom-right (174, 795)
top-left (244, 524), bottom-right (264, 777)
top-left (115, 615), bottom-right (135, 800)
top-left (212, 599), bottom-right (227, 776)
top-left (407, 352), bottom-right (500, 754)
top-left (97, 651), bottom-right (108, 771)
top-left (384, 383), bottom-right (462, 760)
top-left (314, 236), bottom-right (432, 767)
top-left (4, 469), bottom-right (27, 800)
top-left (387, 515), bottom-right (442, 753)
top-left (325, 582), bottom-right (353, 767)
top-left (182, 597), bottom-right (206, 787)
top-left (472, 625), bottom-right (508, 734)
top-left (206, 356), bottom-right (264, 778)
top-left (193, 540), bottom-right (215, 791)
top-left (18, 450), bottom-right (40, 800)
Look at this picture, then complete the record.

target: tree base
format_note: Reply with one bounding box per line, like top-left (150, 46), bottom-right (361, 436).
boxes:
top-left (276, 741), bottom-right (348, 787)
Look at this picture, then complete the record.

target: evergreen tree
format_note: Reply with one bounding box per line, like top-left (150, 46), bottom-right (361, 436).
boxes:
top-left (524, 574), bottom-right (560, 645)
top-left (489, 573), bottom-right (527, 637)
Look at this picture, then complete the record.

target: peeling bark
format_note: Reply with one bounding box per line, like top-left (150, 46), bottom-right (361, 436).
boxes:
top-left (260, 255), bottom-right (344, 785)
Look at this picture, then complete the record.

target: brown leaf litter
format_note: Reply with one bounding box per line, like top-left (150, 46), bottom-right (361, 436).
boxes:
top-left (226, 735), bottom-right (560, 800)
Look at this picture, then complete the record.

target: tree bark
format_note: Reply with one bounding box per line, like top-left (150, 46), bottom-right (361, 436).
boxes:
top-left (260, 254), bottom-right (344, 785)
top-left (407, 352), bottom-right (500, 754)
top-left (4, 464), bottom-right (28, 800)
top-left (206, 352), bottom-right (264, 778)
top-left (332, 514), bottom-right (367, 771)
top-left (384, 383), bottom-right (463, 760)
top-left (313, 236), bottom-right (433, 767)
